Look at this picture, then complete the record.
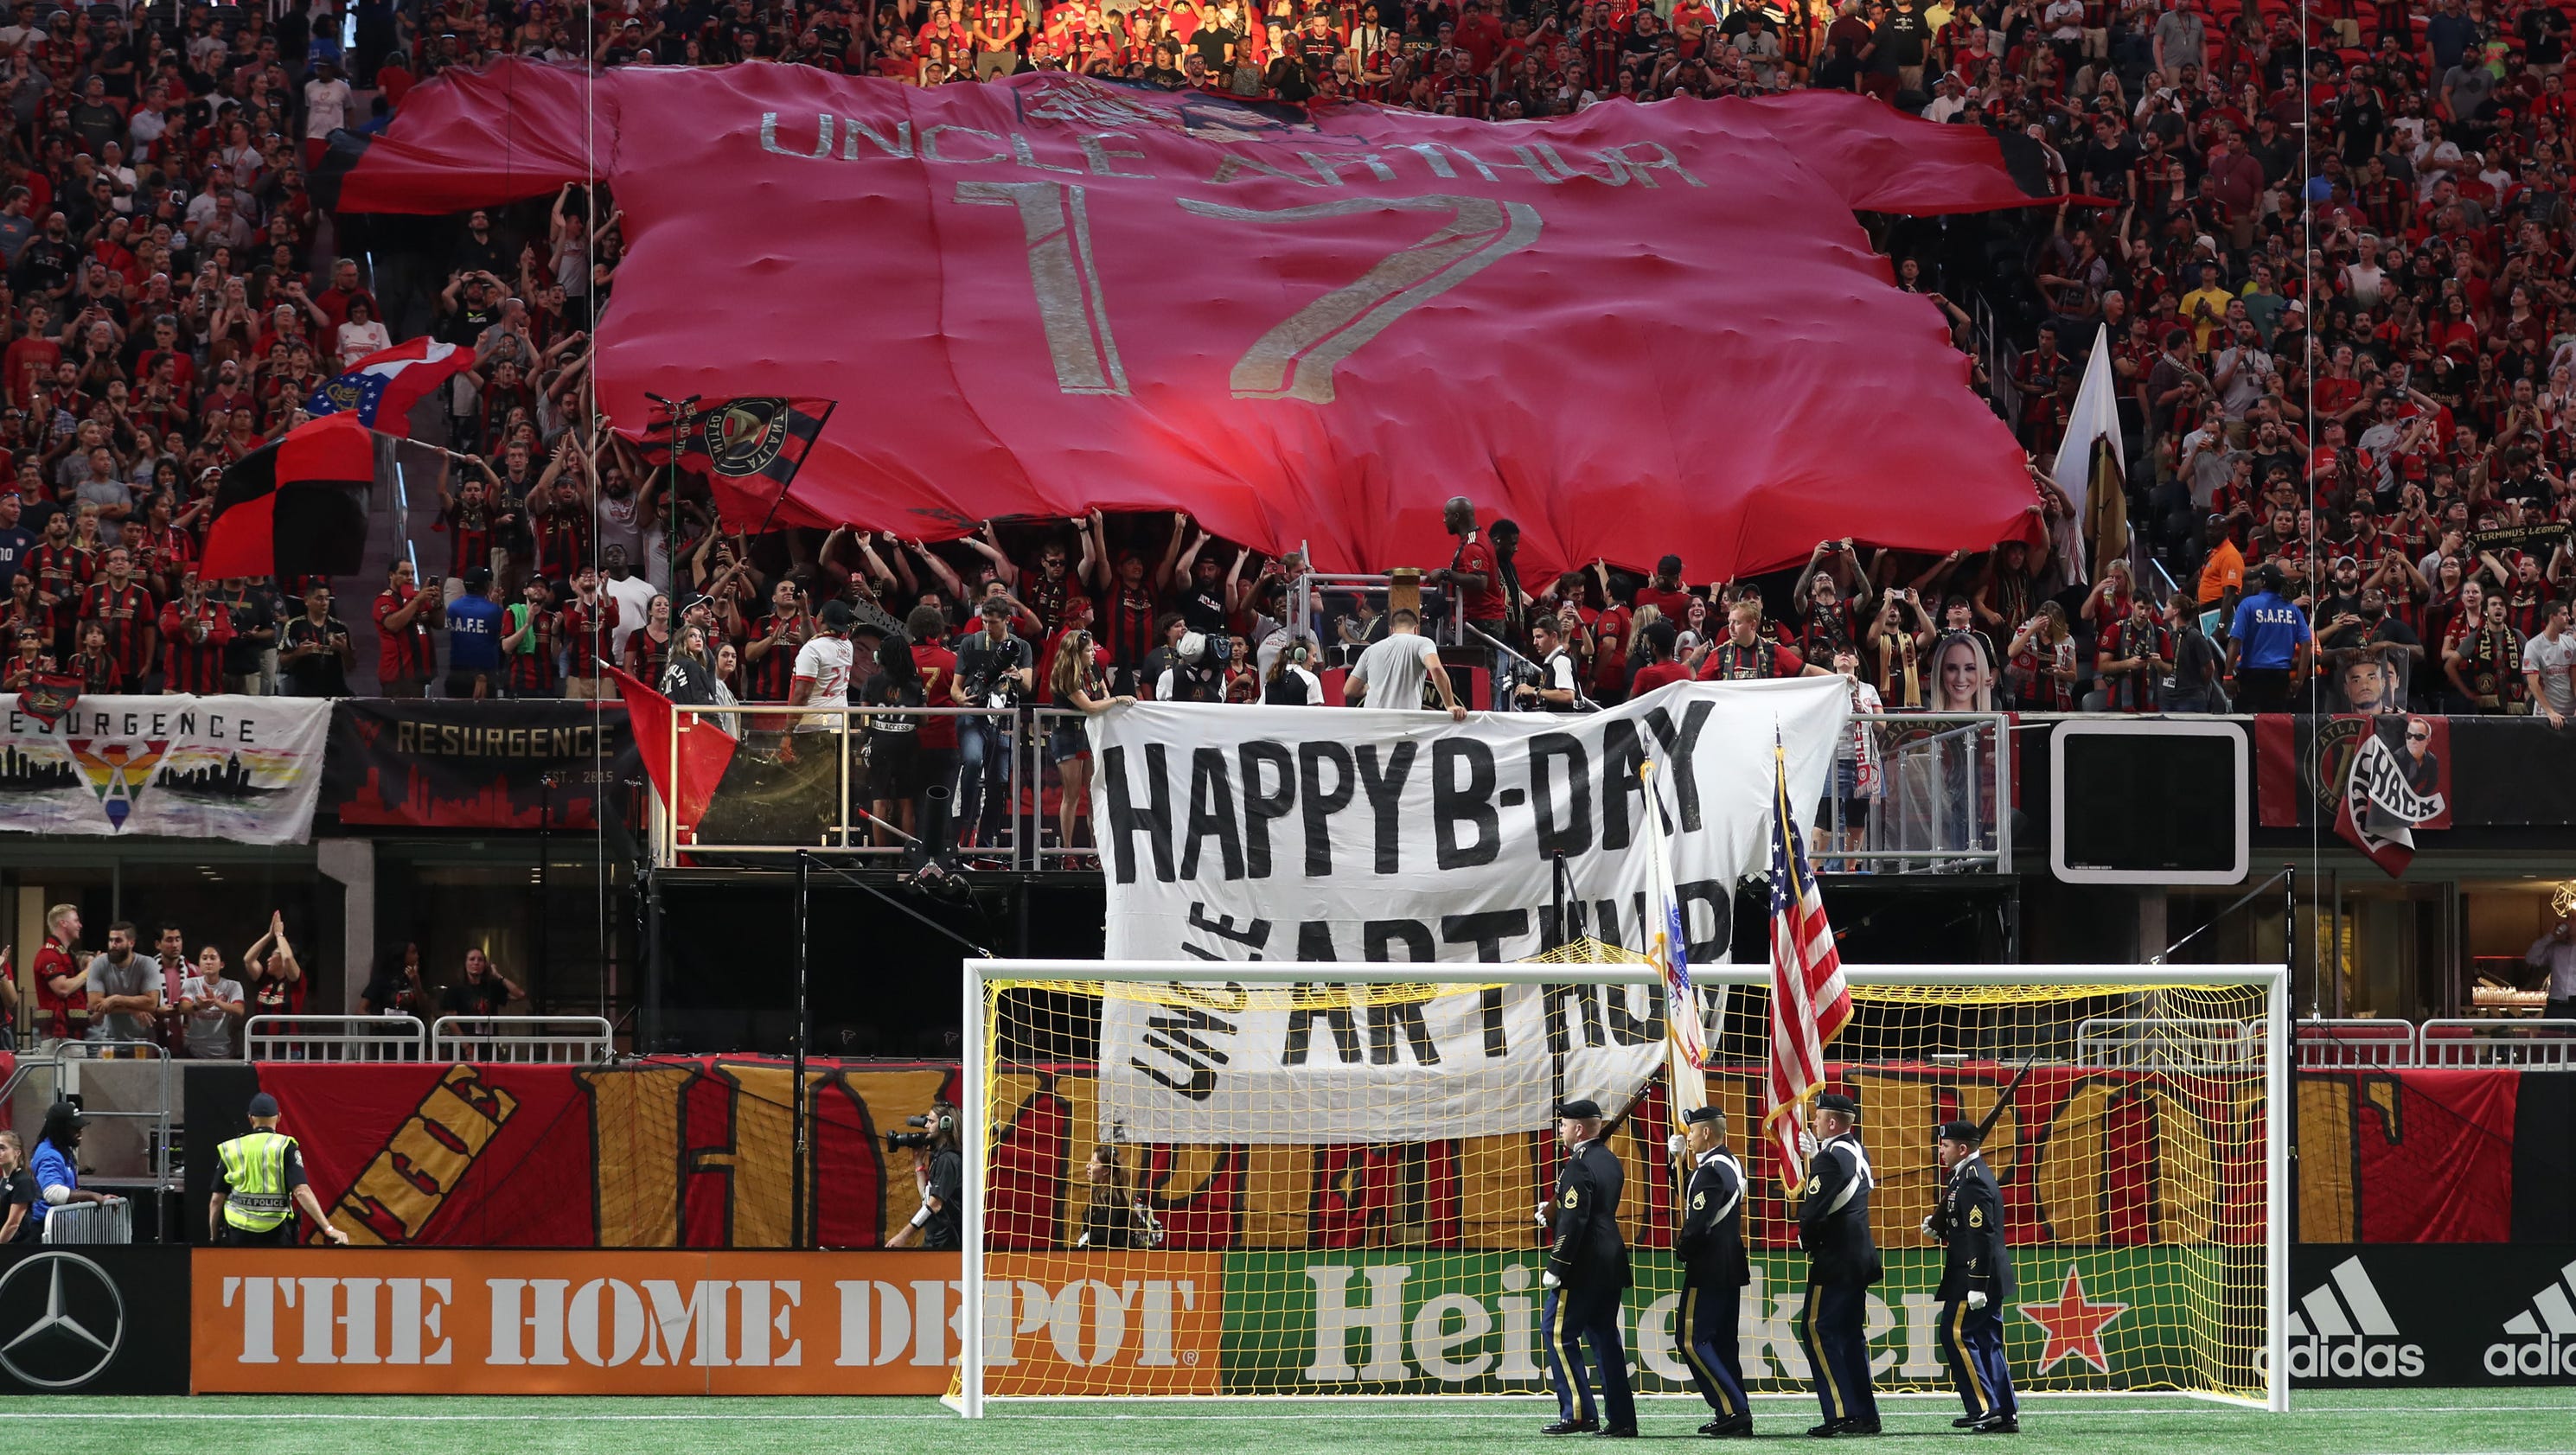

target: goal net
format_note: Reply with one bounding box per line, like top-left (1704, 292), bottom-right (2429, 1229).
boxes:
top-left (956, 954), bottom-right (2285, 1414)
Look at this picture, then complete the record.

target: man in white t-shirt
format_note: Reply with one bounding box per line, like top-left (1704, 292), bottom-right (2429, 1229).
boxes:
top-left (600, 545), bottom-right (659, 660)
top-left (304, 61), bottom-right (351, 150)
top-left (790, 600), bottom-right (859, 731)
top-left (1343, 607), bottom-right (1466, 719)
top-left (2524, 600), bottom-right (2575, 728)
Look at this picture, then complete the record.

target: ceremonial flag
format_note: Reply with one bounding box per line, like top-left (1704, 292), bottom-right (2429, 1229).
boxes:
top-left (1762, 736), bottom-right (1851, 1190)
top-left (1641, 757), bottom-right (1708, 1116)
top-left (306, 338), bottom-right (477, 437)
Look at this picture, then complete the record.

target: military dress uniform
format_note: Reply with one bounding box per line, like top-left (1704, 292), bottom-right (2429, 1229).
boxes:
top-left (1542, 1098), bottom-right (1637, 1436)
top-left (1796, 1094), bottom-right (1882, 1435)
top-left (1930, 1121), bottom-right (2018, 1432)
top-left (1673, 1107), bottom-right (1753, 1436)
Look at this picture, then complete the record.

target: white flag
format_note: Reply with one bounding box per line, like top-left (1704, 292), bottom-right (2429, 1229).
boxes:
top-left (2049, 322), bottom-right (2125, 586)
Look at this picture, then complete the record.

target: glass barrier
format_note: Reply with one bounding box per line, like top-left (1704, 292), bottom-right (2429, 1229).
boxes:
top-left (652, 704), bottom-right (2011, 876)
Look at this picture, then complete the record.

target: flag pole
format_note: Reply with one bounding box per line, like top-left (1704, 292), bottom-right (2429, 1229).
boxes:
top-left (1642, 758), bottom-right (1708, 1121)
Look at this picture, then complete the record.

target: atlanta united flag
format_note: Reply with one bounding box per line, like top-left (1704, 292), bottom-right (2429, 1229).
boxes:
top-left (0, 694), bottom-right (333, 843)
top-left (306, 338), bottom-right (478, 436)
top-left (1764, 739), bottom-right (1851, 1188)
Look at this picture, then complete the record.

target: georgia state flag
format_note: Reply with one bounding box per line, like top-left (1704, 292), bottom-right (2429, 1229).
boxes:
top-left (305, 339), bottom-right (476, 437)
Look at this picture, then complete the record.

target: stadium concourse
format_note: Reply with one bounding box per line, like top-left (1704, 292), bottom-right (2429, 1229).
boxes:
top-left (0, 1391), bottom-right (2566, 1454)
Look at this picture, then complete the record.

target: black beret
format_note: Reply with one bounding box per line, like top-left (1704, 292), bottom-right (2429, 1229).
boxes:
top-left (1937, 1120), bottom-right (1982, 1145)
top-left (1682, 1105), bottom-right (1725, 1126)
top-left (1555, 1098), bottom-right (1602, 1120)
top-left (1815, 1092), bottom-right (1859, 1118)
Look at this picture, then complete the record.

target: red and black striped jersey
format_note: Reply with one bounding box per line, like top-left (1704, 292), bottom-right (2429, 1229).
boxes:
top-left (79, 579), bottom-right (158, 680)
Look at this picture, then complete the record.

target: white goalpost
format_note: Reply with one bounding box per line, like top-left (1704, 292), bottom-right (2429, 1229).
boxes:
top-left (956, 959), bottom-right (2289, 1418)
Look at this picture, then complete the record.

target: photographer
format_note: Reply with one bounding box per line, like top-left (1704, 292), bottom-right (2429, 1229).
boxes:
top-left (1154, 629), bottom-right (1228, 703)
top-left (885, 1102), bottom-right (962, 1251)
top-left (1516, 616), bottom-right (1582, 711)
top-left (1262, 636), bottom-right (1324, 705)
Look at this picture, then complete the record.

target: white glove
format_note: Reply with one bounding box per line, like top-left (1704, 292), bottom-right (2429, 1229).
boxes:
top-left (1798, 1128), bottom-right (1819, 1158)
top-left (1921, 1215), bottom-right (1938, 1238)
top-left (1667, 1133), bottom-right (1688, 1159)
top-left (1967, 1292), bottom-right (1988, 1311)
top-left (1543, 1269), bottom-right (1563, 1290)
top-left (1535, 1202), bottom-right (1551, 1228)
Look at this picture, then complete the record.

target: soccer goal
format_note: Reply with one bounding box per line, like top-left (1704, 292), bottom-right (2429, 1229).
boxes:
top-left (955, 956), bottom-right (2287, 1415)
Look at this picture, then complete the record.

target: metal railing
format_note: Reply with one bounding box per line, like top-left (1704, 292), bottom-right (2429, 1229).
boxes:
top-left (2076, 1016), bottom-right (2267, 1070)
top-left (649, 701), bottom-right (2012, 877)
top-left (2417, 1019), bottom-right (2576, 1069)
top-left (42, 1197), bottom-right (132, 1245)
top-left (2293, 1018), bottom-right (2418, 1070)
top-left (44, 1039), bottom-right (176, 1220)
top-left (246, 1014), bottom-right (427, 1063)
top-left (430, 1015), bottom-right (615, 1064)
top-left (1812, 714), bottom-right (2012, 875)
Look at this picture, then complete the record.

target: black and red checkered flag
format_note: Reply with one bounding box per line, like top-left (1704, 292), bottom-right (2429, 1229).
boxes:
top-left (200, 413), bottom-right (381, 578)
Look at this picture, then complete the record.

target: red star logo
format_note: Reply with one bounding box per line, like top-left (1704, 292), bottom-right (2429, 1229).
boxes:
top-left (2018, 1267), bottom-right (2129, 1375)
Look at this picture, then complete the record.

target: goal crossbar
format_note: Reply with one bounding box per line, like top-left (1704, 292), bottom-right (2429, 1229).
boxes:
top-left (959, 960), bottom-right (2288, 1418)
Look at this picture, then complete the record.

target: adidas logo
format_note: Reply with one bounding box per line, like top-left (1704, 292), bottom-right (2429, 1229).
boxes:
top-left (2486, 1257), bottom-right (2576, 1378)
top-left (2286, 1256), bottom-right (2425, 1380)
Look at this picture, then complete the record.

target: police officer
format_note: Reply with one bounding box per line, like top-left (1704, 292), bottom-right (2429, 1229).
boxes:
top-left (1538, 1097), bottom-right (1637, 1437)
top-left (1667, 1105), bottom-right (1753, 1437)
top-left (1796, 1091), bottom-right (1882, 1437)
top-left (209, 1093), bottom-right (350, 1246)
top-left (1928, 1120), bottom-right (2018, 1433)
top-left (888, 1100), bottom-right (964, 1252)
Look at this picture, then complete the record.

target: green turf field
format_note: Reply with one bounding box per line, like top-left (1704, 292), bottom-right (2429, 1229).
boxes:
top-left (6, 1390), bottom-right (2566, 1455)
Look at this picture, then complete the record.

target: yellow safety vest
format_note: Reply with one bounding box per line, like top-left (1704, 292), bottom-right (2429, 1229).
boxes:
top-left (217, 1130), bottom-right (297, 1232)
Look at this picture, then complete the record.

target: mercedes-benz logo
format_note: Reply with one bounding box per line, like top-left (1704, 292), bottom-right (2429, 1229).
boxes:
top-left (0, 1252), bottom-right (125, 1390)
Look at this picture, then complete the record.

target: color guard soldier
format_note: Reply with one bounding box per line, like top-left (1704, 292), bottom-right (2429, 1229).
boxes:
top-left (1928, 1119), bottom-right (2018, 1433)
top-left (1539, 1097), bottom-right (1637, 1437)
top-left (1796, 1091), bottom-right (1882, 1437)
top-left (1669, 1104), bottom-right (1753, 1437)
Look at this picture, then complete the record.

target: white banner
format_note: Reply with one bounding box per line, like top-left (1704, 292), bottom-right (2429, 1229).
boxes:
top-left (0, 694), bottom-right (333, 845)
top-left (1085, 679), bottom-right (1844, 1143)
top-left (1100, 980), bottom-right (1672, 1144)
top-left (1087, 679), bottom-right (1847, 964)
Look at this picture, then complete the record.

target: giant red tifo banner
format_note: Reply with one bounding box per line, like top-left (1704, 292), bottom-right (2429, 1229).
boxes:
top-left (317, 63), bottom-right (2052, 579)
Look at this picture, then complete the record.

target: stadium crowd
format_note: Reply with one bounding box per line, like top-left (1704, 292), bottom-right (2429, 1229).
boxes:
top-left (0, 0), bottom-right (2566, 743)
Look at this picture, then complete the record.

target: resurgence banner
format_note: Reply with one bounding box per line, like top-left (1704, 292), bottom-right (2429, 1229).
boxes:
top-left (324, 698), bottom-right (636, 830)
top-left (1086, 678), bottom-right (1846, 964)
top-left (0, 693), bottom-right (331, 844)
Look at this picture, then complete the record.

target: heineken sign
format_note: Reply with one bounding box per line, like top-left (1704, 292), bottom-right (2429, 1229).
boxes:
top-left (1217, 1248), bottom-right (2246, 1396)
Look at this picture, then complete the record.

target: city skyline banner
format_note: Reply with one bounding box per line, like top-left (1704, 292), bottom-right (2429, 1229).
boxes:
top-left (316, 62), bottom-right (2060, 582)
top-left (0, 693), bottom-right (331, 845)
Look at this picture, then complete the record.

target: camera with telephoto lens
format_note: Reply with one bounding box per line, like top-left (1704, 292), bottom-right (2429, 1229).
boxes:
top-left (887, 1113), bottom-right (945, 1150)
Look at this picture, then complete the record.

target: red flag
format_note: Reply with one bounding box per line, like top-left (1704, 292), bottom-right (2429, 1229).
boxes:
top-left (605, 663), bottom-right (740, 835)
top-left (314, 62), bottom-right (2054, 581)
top-left (1763, 741), bottom-right (1851, 1190)
top-left (200, 414), bottom-right (381, 578)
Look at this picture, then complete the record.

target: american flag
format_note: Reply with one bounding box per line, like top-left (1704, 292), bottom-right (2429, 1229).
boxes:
top-left (1762, 737), bottom-right (1851, 1190)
